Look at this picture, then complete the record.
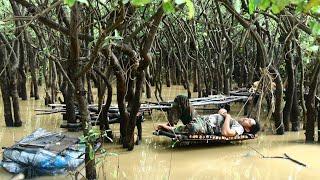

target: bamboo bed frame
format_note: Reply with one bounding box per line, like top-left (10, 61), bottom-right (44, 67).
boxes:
top-left (153, 130), bottom-right (256, 145)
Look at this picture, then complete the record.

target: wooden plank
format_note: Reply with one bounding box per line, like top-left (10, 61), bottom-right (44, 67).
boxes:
top-left (46, 95), bottom-right (247, 115)
top-left (194, 107), bottom-right (219, 111)
top-left (191, 96), bottom-right (247, 106)
top-left (45, 136), bottom-right (79, 153)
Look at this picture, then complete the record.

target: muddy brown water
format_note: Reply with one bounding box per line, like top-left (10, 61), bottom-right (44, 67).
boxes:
top-left (0, 86), bottom-right (319, 180)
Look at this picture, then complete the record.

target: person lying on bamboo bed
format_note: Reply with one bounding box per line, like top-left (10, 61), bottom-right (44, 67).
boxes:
top-left (157, 95), bottom-right (260, 137)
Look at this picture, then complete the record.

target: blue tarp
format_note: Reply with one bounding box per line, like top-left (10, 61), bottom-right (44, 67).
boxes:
top-left (0, 128), bottom-right (90, 177)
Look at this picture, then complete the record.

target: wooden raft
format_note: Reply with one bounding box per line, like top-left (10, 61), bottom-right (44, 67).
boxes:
top-left (153, 130), bottom-right (256, 145)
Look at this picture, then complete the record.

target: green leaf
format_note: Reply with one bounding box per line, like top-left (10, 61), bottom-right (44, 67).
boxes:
top-left (89, 126), bottom-right (100, 134)
top-left (234, 0), bottom-right (242, 13)
top-left (307, 45), bottom-right (319, 52)
top-left (310, 6), bottom-right (320, 14)
top-left (64, 0), bottom-right (76, 7)
top-left (292, 0), bottom-right (306, 3)
top-left (171, 141), bottom-right (178, 148)
top-left (259, 0), bottom-right (270, 10)
top-left (103, 37), bottom-right (111, 48)
top-left (295, 1), bottom-right (307, 13)
top-left (113, 30), bottom-right (123, 40)
top-left (114, 29), bottom-right (120, 38)
top-left (106, 152), bottom-right (119, 156)
top-left (131, 0), bottom-right (151, 6)
top-left (254, 0), bottom-right (262, 4)
top-left (100, 148), bottom-right (107, 154)
top-left (310, 20), bottom-right (320, 36)
top-left (79, 135), bottom-right (87, 143)
top-left (163, 1), bottom-right (175, 14)
top-left (175, 0), bottom-right (185, 5)
top-left (270, 0), bottom-right (290, 14)
top-left (271, 3), bottom-right (281, 14)
top-left (248, 0), bottom-right (255, 14)
top-left (89, 144), bottom-right (94, 160)
top-left (305, 0), bottom-right (320, 11)
top-left (123, 0), bottom-right (130, 4)
top-left (64, 0), bottom-right (88, 6)
top-left (185, 0), bottom-right (195, 19)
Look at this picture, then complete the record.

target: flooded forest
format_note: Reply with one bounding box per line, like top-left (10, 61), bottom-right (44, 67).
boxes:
top-left (0, 0), bottom-right (320, 179)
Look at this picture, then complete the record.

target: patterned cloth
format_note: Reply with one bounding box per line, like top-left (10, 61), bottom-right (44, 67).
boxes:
top-left (174, 114), bottom-right (244, 135)
top-left (205, 114), bottom-right (244, 135)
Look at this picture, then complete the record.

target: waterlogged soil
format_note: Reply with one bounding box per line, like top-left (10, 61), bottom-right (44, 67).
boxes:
top-left (0, 86), bottom-right (319, 180)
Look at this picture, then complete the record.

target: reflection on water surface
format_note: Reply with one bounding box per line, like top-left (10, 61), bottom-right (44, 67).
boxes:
top-left (0, 87), bottom-right (319, 180)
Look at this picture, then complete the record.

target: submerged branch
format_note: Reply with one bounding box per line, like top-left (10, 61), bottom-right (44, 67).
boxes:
top-left (247, 146), bottom-right (307, 167)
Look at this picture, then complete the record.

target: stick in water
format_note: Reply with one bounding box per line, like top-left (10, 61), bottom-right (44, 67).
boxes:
top-left (247, 146), bottom-right (307, 167)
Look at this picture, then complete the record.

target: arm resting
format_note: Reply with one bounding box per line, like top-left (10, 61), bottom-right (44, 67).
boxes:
top-left (221, 114), bottom-right (237, 137)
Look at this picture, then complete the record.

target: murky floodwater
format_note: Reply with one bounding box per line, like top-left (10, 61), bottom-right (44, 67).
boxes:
top-left (0, 86), bottom-right (319, 180)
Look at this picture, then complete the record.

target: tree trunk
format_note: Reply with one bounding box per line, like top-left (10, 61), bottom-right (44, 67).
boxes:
top-left (297, 44), bottom-right (307, 129)
top-left (223, 75), bottom-right (230, 95)
top-left (10, 72), bottom-right (23, 127)
top-left (17, 35), bottom-right (28, 100)
top-left (145, 67), bottom-right (151, 98)
top-left (125, 77), bottom-right (134, 102)
top-left (166, 69), bottom-right (171, 87)
top-left (283, 39), bottom-right (294, 131)
top-left (196, 62), bottom-right (202, 97)
top-left (9, 0), bottom-right (27, 100)
top-left (164, 24), bottom-right (191, 98)
top-left (104, 48), bottom-right (130, 147)
top-left (94, 68), bottom-right (113, 140)
top-left (75, 78), bottom-right (96, 179)
top-left (65, 84), bottom-right (77, 125)
top-left (2, 32), bottom-right (22, 127)
top-left (0, 45), bottom-right (14, 127)
top-left (96, 79), bottom-right (106, 112)
top-left (305, 60), bottom-right (320, 142)
top-left (0, 77), bottom-right (14, 127)
top-left (51, 61), bottom-right (58, 103)
top-left (70, 3), bottom-right (96, 179)
top-left (216, 2), bottom-right (233, 95)
top-left (270, 66), bottom-right (285, 134)
top-left (25, 32), bottom-right (39, 100)
top-left (87, 74), bottom-right (94, 104)
top-left (193, 68), bottom-right (198, 92)
top-left (171, 61), bottom-right (177, 85)
top-left (125, 7), bottom-right (164, 150)
top-left (317, 97), bottom-right (320, 143)
top-left (290, 79), bottom-right (300, 131)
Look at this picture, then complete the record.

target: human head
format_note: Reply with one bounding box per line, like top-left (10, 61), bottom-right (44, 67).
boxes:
top-left (238, 117), bottom-right (260, 134)
top-left (168, 95), bottom-right (190, 125)
top-left (173, 95), bottom-right (190, 112)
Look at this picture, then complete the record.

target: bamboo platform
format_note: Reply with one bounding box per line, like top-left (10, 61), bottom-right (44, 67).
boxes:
top-left (230, 88), bottom-right (254, 97)
top-left (145, 94), bottom-right (248, 109)
top-left (46, 94), bottom-right (248, 113)
top-left (153, 130), bottom-right (256, 146)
